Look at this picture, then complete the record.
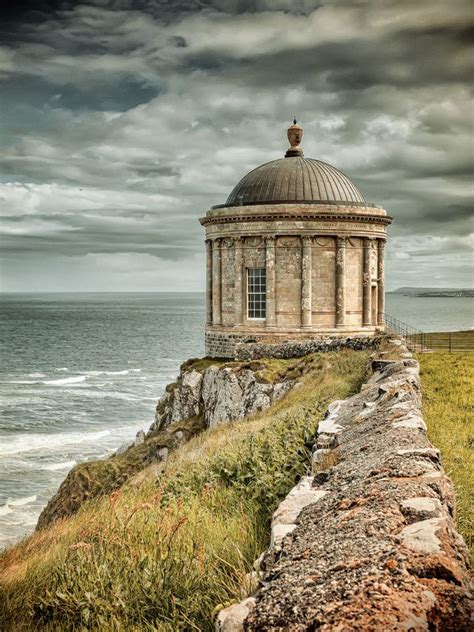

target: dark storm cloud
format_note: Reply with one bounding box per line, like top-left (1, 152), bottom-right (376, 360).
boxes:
top-left (0, 0), bottom-right (472, 290)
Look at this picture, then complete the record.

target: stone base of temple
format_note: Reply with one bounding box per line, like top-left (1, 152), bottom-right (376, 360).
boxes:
top-left (205, 326), bottom-right (384, 359)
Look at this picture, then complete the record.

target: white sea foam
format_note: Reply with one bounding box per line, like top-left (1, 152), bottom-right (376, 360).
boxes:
top-left (0, 505), bottom-right (12, 517)
top-left (0, 429), bottom-right (111, 457)
top-left (43, 460), bottom-right (76, 471)
top-left (5, 380), bottom-right (37, 384)
top-left (89, 369), bottom-right (131, 376)
top-left (28, 373), bottom-right (46, 378)
top-left (9, 495), bottom-right (37, 507)
top-left (56, 368), bottom-right (69, 371)
top-left (44, 375), bottom-right (87, 386)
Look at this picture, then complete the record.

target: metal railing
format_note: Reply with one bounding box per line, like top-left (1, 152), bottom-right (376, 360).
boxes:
top-left (384, 313), bottom-right (428, 352)
top-left (384, 313), bottom-right (474, 353)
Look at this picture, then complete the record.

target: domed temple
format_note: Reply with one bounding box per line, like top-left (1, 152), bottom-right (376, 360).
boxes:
top-left (200, 121), bottom-right (392, 358)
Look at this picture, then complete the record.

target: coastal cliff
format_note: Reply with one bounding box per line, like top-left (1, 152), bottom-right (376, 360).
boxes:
top-left (37, 357), bottom-right (303, 529)
top-left (1, 341), bottom-right (471, 632)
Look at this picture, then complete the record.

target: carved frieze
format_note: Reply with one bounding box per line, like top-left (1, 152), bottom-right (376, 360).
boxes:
top-left (347, 237), bottom-right (360, 248)
top-left (314, 236), bottom-right (334, 247)
top-left (278, 236), bottom-right (300, 248)
top-left (245, 236), bottom-right (265, 249)
top-left (222, 237), bottom-right (234, 249)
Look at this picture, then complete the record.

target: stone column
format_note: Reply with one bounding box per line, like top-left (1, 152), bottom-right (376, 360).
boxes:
top-left (206, 240), bottom-right (213, 325)
top-left (212, 238), bottom-right (222, 326)
top-left (362, 238), bottom-right (372, 326)
top-left (335, 236), bottom-right (346, 327)
top-left (377, 239), bottom-right (385, 325)
top-left (265, 236), bottom-right (276, 327)
top-left (301, 236), bottom-right (312, 328)
top-left (234, 237), bottom-right (244, 326)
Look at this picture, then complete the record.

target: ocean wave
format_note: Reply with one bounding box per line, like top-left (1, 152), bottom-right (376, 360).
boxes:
top-left (43, 460), bottom-right (76, 471)
top-left (0, 505), bottom-right (12, 517)
top-left (86, 369), bottom-right (132, 377)
top-left (44, 375), bottom-right (87, 386)
top-left (9, 495), bottom-right (37, 507)
top-left (28, 373), bottom-right (46, 378)
top-left (3, 380), bottom-right (38, 384)
top-left (0, 429), bottom-right (111, 457)
top-left (55, 368), bottom-right (69, 371)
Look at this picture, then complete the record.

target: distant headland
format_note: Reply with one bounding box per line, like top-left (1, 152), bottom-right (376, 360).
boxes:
top-left (389, 286), bottom-right (474, 298)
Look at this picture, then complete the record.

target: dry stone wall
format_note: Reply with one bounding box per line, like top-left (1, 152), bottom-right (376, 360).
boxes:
top-left (217, 339), bottom-right (472, 632)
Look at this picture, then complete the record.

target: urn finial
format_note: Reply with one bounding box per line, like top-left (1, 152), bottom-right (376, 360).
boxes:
top-left (285, 119), bottom-right (303, 157)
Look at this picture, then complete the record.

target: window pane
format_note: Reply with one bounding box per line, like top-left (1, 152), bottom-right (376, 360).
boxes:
top-left (248, 268), bottom-right (267, 319)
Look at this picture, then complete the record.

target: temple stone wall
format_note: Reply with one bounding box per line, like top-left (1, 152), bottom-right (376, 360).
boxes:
top-left (275, 238), bottom-right (302, 328)
top-left (345, 237), bottom-right (364, 327)
top-left (311, 239), bottom-right (336, 328)
top-left (201, 203), bottom-right (390, 358)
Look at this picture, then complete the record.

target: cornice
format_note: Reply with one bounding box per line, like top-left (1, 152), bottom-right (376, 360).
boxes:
top-left (200, 211), bottom-right (393, 227)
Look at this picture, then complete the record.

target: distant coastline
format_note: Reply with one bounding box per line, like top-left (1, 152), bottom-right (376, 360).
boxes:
top-left (388, 287), bottom-right (474, 298)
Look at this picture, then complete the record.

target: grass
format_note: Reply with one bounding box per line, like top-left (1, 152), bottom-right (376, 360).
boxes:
top-left (0, 349), bottom-right (370, 632)
top-left (418, 352), bottom-right (474, 564)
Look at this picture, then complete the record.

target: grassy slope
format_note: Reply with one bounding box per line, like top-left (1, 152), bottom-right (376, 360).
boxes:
top-left (0, 350), bottom-right (369, 632)
top-left (418, 352), bottom-right (474, 564)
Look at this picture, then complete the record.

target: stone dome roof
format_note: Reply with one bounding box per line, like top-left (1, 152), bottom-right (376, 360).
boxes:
top-left (221, 120), bottom-right (367, 208)
top-left (225, 156), bottom-right (367, 207)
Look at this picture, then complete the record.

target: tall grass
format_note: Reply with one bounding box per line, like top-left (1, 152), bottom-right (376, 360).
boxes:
top-left (418, 352), bottom-right (474, 564)
top-left (0, 350), bottom-right (369, 631)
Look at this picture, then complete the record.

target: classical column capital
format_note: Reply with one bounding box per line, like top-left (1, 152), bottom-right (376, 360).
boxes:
top-left (336, 236), bottom-right (347, 247)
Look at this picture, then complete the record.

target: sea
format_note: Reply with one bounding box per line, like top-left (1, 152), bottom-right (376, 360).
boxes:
top-left (0, 291), bottom-right (472, 549)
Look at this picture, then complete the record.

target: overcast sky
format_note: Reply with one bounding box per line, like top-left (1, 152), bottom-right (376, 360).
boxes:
top-left (0, 0), bottom-right (472, 292)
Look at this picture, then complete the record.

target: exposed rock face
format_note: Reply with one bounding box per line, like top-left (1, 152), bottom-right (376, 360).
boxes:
top-left (38, 359), bottom-right (297, 530)
top-left (221, 339), bottom-right (472, 631)
top-left (151, 362), bottom-right (297, 432)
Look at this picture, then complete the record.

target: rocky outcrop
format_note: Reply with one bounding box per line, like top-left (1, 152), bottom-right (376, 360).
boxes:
top-left (151, 360), bottom-right (297, 432)
top-left (38, 359), bottom-right (299, 530)
top-left (217, 339), bottom-right (472, 632)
